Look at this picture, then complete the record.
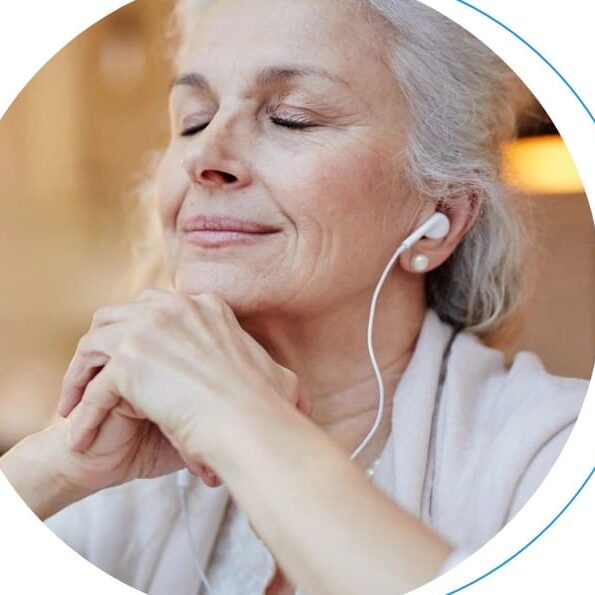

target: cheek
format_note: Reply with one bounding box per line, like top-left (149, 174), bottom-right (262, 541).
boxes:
top-left (276, 142), bottom-right (398, 241)
top-left (155, 151), bottom-right (187, 232)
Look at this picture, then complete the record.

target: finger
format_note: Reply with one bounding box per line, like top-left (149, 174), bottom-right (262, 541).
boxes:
top-left (181, 455), bottom-right (223, 488)
top-left (59, 361), bottom-right (106, 418)
top-left (60, 294), bottom-right (180, 420)
top-left (59, 326), bottom-right (125, 418)
top-left (66, 368), bottom-right (121, 452)
top-left (199, 467), bottom-right (223, 488)
top-left (194, 463), bottom-right (222, 487)
top-left (204, 475), bottom-right (223, 488)
top-left (137, 289), bottom-right (201, 326)
top-left (136, 288), bottom-right (175, 303)
top-left (89, 302), bottom-right (144, 331)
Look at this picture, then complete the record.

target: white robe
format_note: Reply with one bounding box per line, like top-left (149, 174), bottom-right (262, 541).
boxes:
top-left (45, 310), bottom-right (587, 594)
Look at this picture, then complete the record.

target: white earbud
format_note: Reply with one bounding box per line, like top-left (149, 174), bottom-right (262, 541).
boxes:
top-left (400, 212), bottom-right (450, 251)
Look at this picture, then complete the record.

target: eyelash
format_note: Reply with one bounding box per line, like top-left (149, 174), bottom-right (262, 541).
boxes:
top-left (180, 116), bottom-right (314, 137)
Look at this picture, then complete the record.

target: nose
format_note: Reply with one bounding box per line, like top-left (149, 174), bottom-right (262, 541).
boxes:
top-left (182, 114), bottom-right (253, 191)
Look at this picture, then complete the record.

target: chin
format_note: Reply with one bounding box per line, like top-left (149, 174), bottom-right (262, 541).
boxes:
top-left (174, 271), bottom-right (271, 318)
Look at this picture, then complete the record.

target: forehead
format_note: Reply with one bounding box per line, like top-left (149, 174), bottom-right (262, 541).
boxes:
top-left (176, 0), bottom-right (392, 95)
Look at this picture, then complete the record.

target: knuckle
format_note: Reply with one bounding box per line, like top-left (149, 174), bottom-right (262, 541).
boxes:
top-left (156, 293), bottom-right (187, 318)
top-left (90, 306), bottom-right (110, 328)
top-left (76, 333), bottom-right (94, 354)
top-left (169, 294), bottom-right (188, 315)
top-left (115, 336), bottom-right (140, 362)
top-left (196, 292), bottom-right (224, 309)
top-left (196, 293), bottom-right (234, 320)
top-left (149, 306), bottom-right (172, 326)
top-left (146, 297), bottom-right (182, 324)
top-left (138, 288), bottom-right (165, 301)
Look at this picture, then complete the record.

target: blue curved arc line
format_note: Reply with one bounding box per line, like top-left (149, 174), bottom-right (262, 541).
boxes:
top-left (454, 0), bottom-right (595, 124)
top-left (440, 3), bottom-right (595, 592)
top-left (446, 465), bottom-right (595, 593)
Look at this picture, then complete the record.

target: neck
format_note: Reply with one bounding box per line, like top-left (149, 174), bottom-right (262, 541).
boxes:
top-left (238, 274), bottom-right (427, 471)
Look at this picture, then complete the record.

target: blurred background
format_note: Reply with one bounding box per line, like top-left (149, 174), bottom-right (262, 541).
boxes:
top-left (0, 0), bottom-right (593, 454)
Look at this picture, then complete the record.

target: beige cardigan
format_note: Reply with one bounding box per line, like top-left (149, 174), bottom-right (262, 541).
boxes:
top-left (45, 310), bottom-right (587, 594)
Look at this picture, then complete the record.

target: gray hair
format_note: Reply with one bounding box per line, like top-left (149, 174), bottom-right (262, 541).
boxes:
top-left (136, 0), bottom-right (531, 334)
top-left (359, 0), bottom-right (532, 333)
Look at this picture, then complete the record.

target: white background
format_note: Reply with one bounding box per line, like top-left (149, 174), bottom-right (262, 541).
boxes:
top-left (0, 1), bottom-right (593, 593)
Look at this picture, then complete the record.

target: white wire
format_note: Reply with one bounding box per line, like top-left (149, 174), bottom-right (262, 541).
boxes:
top-left (179, 482), bottom-right (214, 595)
top-left (349, 240), bottom-right (408, 462)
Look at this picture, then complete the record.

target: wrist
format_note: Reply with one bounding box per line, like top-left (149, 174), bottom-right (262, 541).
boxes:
top-left (203, 394), bottom-right (310, 482)
top-left (0, 424), bottom-right (91, 520)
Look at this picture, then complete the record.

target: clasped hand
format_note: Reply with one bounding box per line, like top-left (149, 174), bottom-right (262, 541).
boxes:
top-left (57, 289), bottom-right (311, 491)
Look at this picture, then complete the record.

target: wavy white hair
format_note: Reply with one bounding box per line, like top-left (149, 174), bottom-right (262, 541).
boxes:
top-left (130, 0), bottom-right (532, 334)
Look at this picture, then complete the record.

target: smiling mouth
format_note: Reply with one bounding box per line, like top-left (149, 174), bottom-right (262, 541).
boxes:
top-left (184, 229), bottom-right (282, 248)
top-left (182, 215), bottom-right (283, 248)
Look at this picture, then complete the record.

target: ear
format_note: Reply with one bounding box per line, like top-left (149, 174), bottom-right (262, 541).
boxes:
top-left (400, 193), bottom-right (480, 274)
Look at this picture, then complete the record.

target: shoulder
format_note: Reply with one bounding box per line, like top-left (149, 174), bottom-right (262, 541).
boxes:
top-left (431, 326), bottom-right (588, 547)
top-left (447, 330), bottom-right (587, 438)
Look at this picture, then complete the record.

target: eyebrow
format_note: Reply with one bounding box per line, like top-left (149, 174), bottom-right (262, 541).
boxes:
top-left (169, 65), bottom-right (349, 93)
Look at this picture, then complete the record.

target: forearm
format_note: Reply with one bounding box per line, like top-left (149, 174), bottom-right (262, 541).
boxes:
top-left (0, 426), bottom-right (89, 520)
top-left (212, 400), bottom-right (453, 595)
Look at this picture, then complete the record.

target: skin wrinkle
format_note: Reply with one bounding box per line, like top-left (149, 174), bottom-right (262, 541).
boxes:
top-left (157, 0), bottom-right (468, 472)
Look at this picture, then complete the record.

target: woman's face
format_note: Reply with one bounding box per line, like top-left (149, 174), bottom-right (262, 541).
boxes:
top-left (157, 0), bottom-right (420, 317)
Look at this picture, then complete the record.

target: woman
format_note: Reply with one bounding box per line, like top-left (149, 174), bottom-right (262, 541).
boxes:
top-left (0, 0), bottom-right (587, 593)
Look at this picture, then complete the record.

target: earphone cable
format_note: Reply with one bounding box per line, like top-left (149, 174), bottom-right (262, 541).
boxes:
top-left (349, 241), bottom-right (407, 462)
top-left (179, 482), bottom-right (214, 595)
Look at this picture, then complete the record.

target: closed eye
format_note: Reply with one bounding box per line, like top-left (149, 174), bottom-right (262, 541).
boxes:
top-left (181, 123), bottom-right (208, 137)
top-left (180, 116), bottom-right (314, 137)
top-left (270, 116), bottom-right (315, 130)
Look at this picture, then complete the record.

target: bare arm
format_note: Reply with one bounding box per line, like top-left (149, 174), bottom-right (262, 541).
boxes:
top-left (0, 405), bottom-right (185, 522)
top-left (211, 397), bottom-right (453, 595)
top-left (0, 423), bottom-right (90, 520)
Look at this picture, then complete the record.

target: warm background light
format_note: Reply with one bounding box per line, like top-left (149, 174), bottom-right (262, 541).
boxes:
top-left (504, 134), bottom-right (585, 195)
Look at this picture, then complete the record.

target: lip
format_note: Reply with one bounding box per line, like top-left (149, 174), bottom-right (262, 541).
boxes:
top-left (182, 215), bottom-right (282, 248)
top-left (183, 215), bottom-right (282, 234)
